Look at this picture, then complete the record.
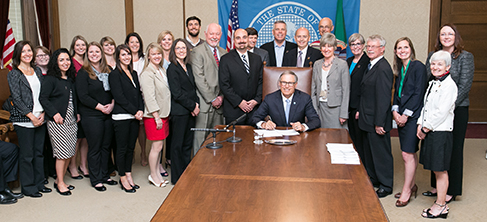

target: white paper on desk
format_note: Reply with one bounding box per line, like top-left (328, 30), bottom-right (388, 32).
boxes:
top-left (326, 143), bottom-right (361, 165)
top-left (275, 129), bottom-right (300, 136)
top-left (253, 129), bottom-right (283, 137)
top-left (330, 153), bottom-right (361, 165)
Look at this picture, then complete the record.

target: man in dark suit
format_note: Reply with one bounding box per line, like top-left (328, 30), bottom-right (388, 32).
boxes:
top-left (358, 34), bottom-right (394, 198)
top-left (282, 27), bottom-right (323, 67)
top-left (245, 27), bottom-right (269, 66)
top-left (259, 21), bottom-right (297, 67)
top-left (0, 141), bottom-right (22, 204)
top-left (219, 29), bottom-right (263, 125)
top-left (251, 71), bottom-right (320, 131)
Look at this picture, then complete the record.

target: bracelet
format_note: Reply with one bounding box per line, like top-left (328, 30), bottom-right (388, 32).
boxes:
top-left (421, 127), bottom-right (428, 134)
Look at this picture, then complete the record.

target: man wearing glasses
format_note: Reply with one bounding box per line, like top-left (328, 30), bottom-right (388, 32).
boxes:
top-left (251, 71), bottom-right (320, 132)
top-left (357, 34), bottom-right (394, 198)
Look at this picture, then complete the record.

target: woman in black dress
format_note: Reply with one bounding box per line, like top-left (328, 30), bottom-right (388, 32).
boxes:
top-left (109, 44), bottom-right (144, 193)
top-left (167, 39), bottom-right (199, 184)
top-left (40, 48), bottom-right (78, 196)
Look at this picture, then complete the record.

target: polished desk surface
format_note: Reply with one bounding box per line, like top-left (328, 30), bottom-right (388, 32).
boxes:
top-left (152, 126), bottom-right (388, 221)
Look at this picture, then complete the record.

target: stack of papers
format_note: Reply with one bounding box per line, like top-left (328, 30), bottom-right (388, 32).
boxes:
top-left (326, 143), bottom-right (361, 165)
top-left (253, 129), bottom-right (300, 137)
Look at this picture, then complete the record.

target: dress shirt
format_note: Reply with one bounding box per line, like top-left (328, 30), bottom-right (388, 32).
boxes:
top-left (207, 44), bottom-right (220, 59)
top-left (296, 46), bottom-right (309, 67)
top-left (368, 55), bottom-right (384, 70)
top-left (186, 36), bottom-right (201, 47)
top-left (236, 50), bottom-right (250, 66)
top-left (275, 41), bottom-right (286, 67)
top-left (256, 93), bottom-right (309, 131)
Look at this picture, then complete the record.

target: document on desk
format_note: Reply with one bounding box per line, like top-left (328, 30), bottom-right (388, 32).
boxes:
top-left (326, 143), bottom-right (361, 165)
top-left (253, 129), bottom-right (300, 137)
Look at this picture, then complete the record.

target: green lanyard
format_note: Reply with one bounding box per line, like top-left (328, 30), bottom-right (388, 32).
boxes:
top-left (398, 60), bottom-right (410, 98)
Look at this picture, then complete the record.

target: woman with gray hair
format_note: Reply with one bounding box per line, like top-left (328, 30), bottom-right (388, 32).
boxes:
top-left (417, 50), bottom-right (457, 219)
top-left (311, 33), bottom-right (350, 129)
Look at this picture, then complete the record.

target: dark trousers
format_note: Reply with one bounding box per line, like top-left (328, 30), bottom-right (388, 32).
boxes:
top-left (107, 134), bottom-right (117, 174)
top-left (362, 130), bottom-right (393, 192)
top-left (82, 116), bottom-right (113, 186)
top-left (169, 115), bottom-right (195, 184)
top-left (14, 125), bottom-right (46, 195)
top-left (431, 106), bottom-right (468, 196)
top-left (43, 131), bottom-right (56, 178)
top-left (348, 109), bottom-right (364, 163)
top-left (0, 141), bottom-right (19, 191)
top-left (113, 119), bottom-right (138, 176)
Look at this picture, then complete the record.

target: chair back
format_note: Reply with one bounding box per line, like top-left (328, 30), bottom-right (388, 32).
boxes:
top-left (262, 66), bottom-right (312, 99)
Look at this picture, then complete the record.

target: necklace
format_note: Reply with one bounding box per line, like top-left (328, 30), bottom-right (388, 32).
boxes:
top-left (323, 62), bottom-right (332, 68)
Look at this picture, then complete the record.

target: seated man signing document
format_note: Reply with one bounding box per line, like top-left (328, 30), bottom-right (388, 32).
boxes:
top-left (251, 71), bottom-right (321, 132)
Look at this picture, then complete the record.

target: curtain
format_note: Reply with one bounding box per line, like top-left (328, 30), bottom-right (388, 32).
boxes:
top-left (35, 0), bottom-right (50, 49)
top-left (0, 0), bottom-right (10, 55)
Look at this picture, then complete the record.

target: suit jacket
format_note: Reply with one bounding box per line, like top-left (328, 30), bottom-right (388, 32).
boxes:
top-left (139, 64), bottom-right (171, 118)
top-left (219, 50), bottom-right (263, 121)
top-left (282, 46), bottom-right (323, 67)
top-left (347, 54), bottom-right (370, 110)
top-left (190, 43), bottom-right (227, 113)
top-left (76, 69), bottom-right (113, 118)
top-left (109, 68), bottom-right (144, 115)
top-left (39, 75), bottom-right (77, 120)
top-left (167, 61), bottom-right (199, 116)
top-left (358, 57), bottom-right (393, 133)
top-left (251, 89), bottom-right (320, 130)
top-left (260, 40), bottom-right (297, 67)
top-left (311, 57), bottom-right (350, 119)
top-left (251, 47), bottom-right (270, 66)
top-left (392, 60), bottom-right (426, 119)
top-left (7, 67), bottom-right (44, 122)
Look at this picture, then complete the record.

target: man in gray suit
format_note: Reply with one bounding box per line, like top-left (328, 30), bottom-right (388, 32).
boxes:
top-left (245, 27), bottom-right (269, 66)
top-left (191, 23), bottom-right (227, 155)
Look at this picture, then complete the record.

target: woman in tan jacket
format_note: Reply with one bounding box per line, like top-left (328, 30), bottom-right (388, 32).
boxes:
top-left (139, 43), bottom-right (171, 187)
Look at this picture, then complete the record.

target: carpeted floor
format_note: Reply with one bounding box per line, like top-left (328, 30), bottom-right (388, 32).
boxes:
top-left (2, 136), bottom-right (486, 221)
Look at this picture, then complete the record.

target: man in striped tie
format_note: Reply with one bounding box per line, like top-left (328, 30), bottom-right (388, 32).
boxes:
top-left (191, 23), bottom-right (227, 155)
top-left (219, 29), bottom-right (263, 125)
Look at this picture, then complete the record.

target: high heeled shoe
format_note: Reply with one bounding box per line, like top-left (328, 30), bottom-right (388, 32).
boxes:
top-left (67, 168), bottom-right (83, 180)
top-left (78, 166), bottom-right (89, 178)
top-left (148, 175), bottom-right (166, 187)
top-left (422, 190), bottom-right (437, 197)
top-left (422, 202), bottom-right (449, 219)
top-left (394, 184), bottom-right (418, 199)
top-left (395, 184), bottom-right (418, 207)
top-left (55, 186), bottom-right (72, 196)
top-left (119, 180), bottom-right (136, 193)
top-left (446, 195), bottom-right (456, 204)
top-left (54, 183), bottom-right (75, 190)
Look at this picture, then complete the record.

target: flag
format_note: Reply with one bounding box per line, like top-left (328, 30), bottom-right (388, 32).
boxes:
top-left (226, 0), bottom-right (240, 51)
top-left (334, 0), bottom-right (347, 46)
top-left (2, 20), bottom-right (16, 71)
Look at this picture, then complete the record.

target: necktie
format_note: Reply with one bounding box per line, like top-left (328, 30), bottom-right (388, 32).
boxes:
top-left (297, 51), bottom-right (303, 67)
top-left (368, 63), bottom-right (371, 70)
top-left (242, 54), bottom-right (250, 73)
top-left (285, 99), bottom-right (291, 124)
top-left (213, 48), bottom-right (219, 66)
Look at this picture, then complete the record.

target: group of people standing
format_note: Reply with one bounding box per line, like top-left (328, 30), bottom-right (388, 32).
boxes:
top-left (1, 14), bottom-right (474, 220)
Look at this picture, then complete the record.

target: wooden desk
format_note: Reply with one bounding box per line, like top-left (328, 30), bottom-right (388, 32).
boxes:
top-left (152, 126), bottom-right (388, 221)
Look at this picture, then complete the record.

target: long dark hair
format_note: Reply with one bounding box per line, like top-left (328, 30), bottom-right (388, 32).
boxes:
top-left (47, 48), bottom-right (76, 80)
top-left (115, 44), bottom-right (133, 73)
top-left (12, 41), bottom-right (35, 69)
top-left (125, 32), bottom-right (144, 59)
top-left (169, 38), bottom-right (191, 65)
top-left (435, 23), bottom-right (464, 59)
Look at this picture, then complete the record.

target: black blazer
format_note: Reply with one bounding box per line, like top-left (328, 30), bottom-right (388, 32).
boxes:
top-left (167, 61), bottom-right (199, 116)
top-left (282, 46), bottom-right (323, 67)
top-left (392, 60), bottom-right (426, 119)
top-left (39, 75), bottom-right (77, 120)
top-left (7, 67), bottom-right (44, 122)
top-left (260, 41), bottom-right (297, 67)
top-left (347, 54), bottom-right (370, 110)
top-left (251, 89), bottom-right (320, 130)
top-left (358, 57), bottom-right (393, 133)
top-left (109, 68), bottom-right (144, 115)
top-left (76, 69), bottom-right (113, 117)
top-left (219, 50), bottom-right (263, 119)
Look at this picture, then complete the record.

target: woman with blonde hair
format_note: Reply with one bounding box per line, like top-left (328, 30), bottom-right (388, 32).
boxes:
top-left (100, 36), bottom-right (117, 69)
top-left (157, 30), bottom-right (174, 70)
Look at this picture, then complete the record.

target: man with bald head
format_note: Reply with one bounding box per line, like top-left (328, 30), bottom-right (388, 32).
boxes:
top-left (219, 29), bottom-right (263, 125)
top-left (282, 27), bottom-right (323, 67)
top-left (260, 21), bottom-right (297, 67)
top-left (191, 23), bottom-right (227, 154)
top-left (310, 17), bottom-right (347, 59)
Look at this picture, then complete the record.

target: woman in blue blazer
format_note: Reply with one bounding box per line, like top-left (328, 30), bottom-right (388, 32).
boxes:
top-left (391, 37), bottom-right (426, 207)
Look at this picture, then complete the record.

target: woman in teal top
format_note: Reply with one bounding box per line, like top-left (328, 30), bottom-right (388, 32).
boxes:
top-left (391, 37), bottom-right (426, 207)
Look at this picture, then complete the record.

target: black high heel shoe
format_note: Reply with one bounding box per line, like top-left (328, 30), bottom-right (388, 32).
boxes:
top-left (78, 166), bottom-right (89, 178)
top-left (54, 183), bottom-right (75, 190)
top-left (422, 202), bottom-right (449, 219)
top-left (446, 195), bottom-right (456, 204)
top-left (67, 168), bottom-right (83, 180)
top-left (131, 184), bottom-right (140, 189)
top-left (422, 190), bottom-right (437, 197)
top-left (119, 180), bottom-right (136, 193)
top-left (55, 185), bottom-right (72, 196)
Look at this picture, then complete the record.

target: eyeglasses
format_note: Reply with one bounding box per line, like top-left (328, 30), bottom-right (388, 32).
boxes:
top-left (440, 33), bottom-right (455, 37)
top-left (280, 81), bottom-right (296, 86)
top-left (350, 43), bottom-right (363, 47)
top-left (36, 54), bottom-right (49, 58)
top-left (175, 47), bottom-right (186, 51)
top-left (365, 45), bottom-right (382, 49)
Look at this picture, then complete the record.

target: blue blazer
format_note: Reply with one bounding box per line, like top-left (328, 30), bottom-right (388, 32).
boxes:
top-left (392, 60), bottom-right (426, 119)
top-left (251, 89), bottom-right (321, 130)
